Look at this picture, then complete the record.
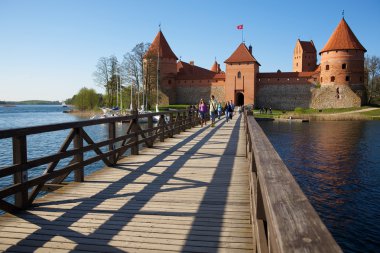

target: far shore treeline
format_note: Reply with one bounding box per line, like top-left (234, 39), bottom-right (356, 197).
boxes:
top-left (0, 100), bottom-right (60, 105)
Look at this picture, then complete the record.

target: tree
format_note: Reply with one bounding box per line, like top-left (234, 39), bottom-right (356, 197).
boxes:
top-left (73, 87), bottom-right (99, 110)
top-left (93, 56), bottom-right (120, 107)
top-left (121, 43), bottom-right (151, 110)
top-left (364, 55), bottom-right (380, 104)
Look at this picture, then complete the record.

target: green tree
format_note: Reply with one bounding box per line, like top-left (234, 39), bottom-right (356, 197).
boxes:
top-left (73, 87), bottom-right (99, 110)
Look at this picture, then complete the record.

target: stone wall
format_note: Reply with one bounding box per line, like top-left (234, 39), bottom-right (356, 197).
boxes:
top-left (175, 85), bottom-right (225, 105)
top-left (175, 86), bottom-right (211, 105)
top-left (256, 83), bottom-right (312, 110)
top-left (310, 84), bottom-right (363, 109)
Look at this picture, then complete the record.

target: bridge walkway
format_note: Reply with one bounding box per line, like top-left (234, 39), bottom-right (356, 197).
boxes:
top-left (0, 114), bottom-right (254, 252)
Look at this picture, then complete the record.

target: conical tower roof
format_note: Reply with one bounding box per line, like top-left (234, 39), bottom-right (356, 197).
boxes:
top-left (210, 60), bottom-right (221, 73)
top-left (145, 30), bottom-right (178, 60)
top-left (320, 18), bottom-right (366, 54)
top-left (224, 43), bottom-right (260, 65)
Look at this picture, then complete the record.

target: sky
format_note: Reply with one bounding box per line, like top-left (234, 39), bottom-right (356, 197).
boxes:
top-left (1, 0), bottom-right (379, 101)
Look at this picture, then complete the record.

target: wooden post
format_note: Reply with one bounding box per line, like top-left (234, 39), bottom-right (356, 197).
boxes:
top-left (181, 112), bottom-right (186, 132)
top-left (74, 128), bottom-right (84, 182)
top-left (131, 112), bottom-right (139, 155)
top-left (160, 115), bottom-right (165, 142)
top-left (108, 122), bottom-right (116, 165)
top-left (176, 112), bottom-right (180, 135)
top-left (147, 115), bottom-right (153, 147)
top-left (169, 112), bottom-right (173, 137)
top-left (12, 135), bottom-right (28, 209)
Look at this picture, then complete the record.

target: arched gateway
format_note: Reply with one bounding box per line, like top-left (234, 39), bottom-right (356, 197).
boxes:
top-left (236, 92), bottom-right (244, 106)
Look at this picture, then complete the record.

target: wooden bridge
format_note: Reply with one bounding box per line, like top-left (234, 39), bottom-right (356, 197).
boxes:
top-left (0, 110), bottom-right (342, 252)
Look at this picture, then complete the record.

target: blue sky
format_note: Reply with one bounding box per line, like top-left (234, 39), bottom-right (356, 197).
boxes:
top-left (1, 0), bottom-right (379, 101)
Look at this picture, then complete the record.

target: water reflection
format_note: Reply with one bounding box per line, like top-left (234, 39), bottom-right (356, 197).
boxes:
top-left (259, 120), bottom-right (380, 253)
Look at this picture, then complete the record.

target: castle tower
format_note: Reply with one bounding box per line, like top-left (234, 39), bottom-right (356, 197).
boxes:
top-left (319, 18), bottom-right (366, 88)
top-left (311, 18), bottom-right (367, 108)
top-left (224, 43), bottom-right (260, 106)
top-left (144, 30), bottom-right (178, 105)
top-left (293, 39), bottom-right (317, 72)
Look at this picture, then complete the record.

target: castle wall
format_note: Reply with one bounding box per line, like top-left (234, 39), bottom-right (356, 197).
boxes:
top-left (175, 79), bottom-right (225, 105)
top-left (256, 81), bottom-right (312, 110)
top-left (310, 84), bottom-right (361, 109)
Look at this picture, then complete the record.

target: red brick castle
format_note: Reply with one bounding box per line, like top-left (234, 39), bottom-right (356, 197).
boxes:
top-left (144, 18), bottom-right (366, 110)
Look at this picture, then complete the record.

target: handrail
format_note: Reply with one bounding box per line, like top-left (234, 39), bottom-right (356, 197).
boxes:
top-left (244, 110), bottom-right (342, 252)
top-left (0, 109), bottom-right (193, 139)
top-left (0, 109), bottom-right (199, 212)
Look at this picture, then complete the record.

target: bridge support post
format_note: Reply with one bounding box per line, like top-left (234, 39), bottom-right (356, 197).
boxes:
top-left (12, 135), bottom-right (28, 209)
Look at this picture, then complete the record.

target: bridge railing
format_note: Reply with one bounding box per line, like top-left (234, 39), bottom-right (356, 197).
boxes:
top-left (244, 111), bottom-right (342, 253)
top-left (0, 109), bottom-right (199, 213)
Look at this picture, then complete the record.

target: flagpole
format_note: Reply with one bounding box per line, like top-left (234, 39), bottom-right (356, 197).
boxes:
top-left (242, 29), bottom-right (244, 43)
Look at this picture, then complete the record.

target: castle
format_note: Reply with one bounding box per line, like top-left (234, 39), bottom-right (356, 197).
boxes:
top-left (144, 18), bottom-right (367, 110)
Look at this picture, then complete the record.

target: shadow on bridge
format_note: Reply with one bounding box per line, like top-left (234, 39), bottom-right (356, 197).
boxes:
top-left (5, 115), bottom-right (246, 252)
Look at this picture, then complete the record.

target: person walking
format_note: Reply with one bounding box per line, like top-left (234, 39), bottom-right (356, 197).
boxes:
top-left (209, 95), bottom-right (217, 127)
top-left (225, 101), bottom-right (232, 122)
top-left (217, 102), bottom-right (222, 120)
top-left (198, 99), bottom-right (207, 127)
top-left (230, 100), bottom-right (235, 119)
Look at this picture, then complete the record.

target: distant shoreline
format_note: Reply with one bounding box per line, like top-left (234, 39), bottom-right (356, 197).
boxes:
top-left (0, 100), bottom-right (61, 105)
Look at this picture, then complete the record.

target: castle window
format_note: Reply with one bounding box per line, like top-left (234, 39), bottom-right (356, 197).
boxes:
top-left (360, 76), bottom-right (363, 81)
top-left (237, 71), bottom-right (241, 78)
top-left (321, 77), bottom-right (323, 82)
top-left (277, 78), bottom-right (280, 81)
top-left (296, 63), bottom-right (298, 66)
top-left (168, 80), bottom-right (172, 84)
top-left (326, 65), bottom-right (330, 70)
top-left (342, 63), bottom-right (347, 69)
top-left (346, 76), bottom-right (350, 81)
top-left (331, 76), bottom-right (335, 82)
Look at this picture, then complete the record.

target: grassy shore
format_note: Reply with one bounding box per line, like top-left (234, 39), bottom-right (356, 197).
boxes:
top-left (252, 106), bottom-right (380, 121)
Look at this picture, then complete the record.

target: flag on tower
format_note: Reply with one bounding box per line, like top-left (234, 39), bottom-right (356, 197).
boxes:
top-left (237, 24), bottom-right (243, 30)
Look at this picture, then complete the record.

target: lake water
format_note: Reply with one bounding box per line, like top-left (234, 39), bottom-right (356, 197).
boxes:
top-left (0, 105), bottom-right (131, 195)
top-left (258, 120), bottom-right (380, 253)
top-left (0, 105), bottom-right (379, 252)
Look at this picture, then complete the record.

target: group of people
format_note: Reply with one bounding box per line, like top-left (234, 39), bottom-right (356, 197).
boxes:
top-left (197, 95), bottom-right (236, 127)
top-left (259, 107), bottom-right (272, 114)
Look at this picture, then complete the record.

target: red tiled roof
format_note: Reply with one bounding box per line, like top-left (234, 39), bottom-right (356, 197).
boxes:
top-left (299, 40), bottom-right (316, 53)
top-left (145, 31), bottom-right (178, 60)
top-left (224, 43), bottom-right (260, 65)
top-left (257, 72), bottom-right (315, 78)
top-left (177, 61), bottom-right (223, 80)
top-left (320, 18), bottom-right (366, 54)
